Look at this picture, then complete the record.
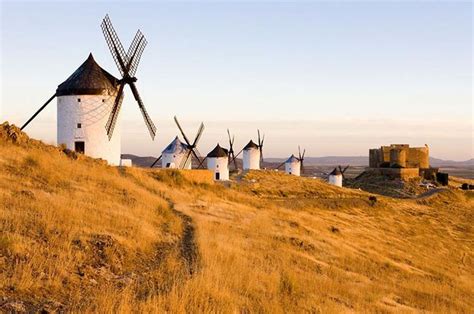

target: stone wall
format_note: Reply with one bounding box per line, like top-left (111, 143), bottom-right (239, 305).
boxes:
top-left (369, 144), bottom-right (429, 170)
top-left (374, 167), bottom-right (420, 180)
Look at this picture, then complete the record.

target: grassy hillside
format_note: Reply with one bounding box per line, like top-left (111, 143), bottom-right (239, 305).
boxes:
top-left (1, 122), bottom-right (473, 312)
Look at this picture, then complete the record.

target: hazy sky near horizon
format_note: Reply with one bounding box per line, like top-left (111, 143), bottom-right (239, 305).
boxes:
top-left (1, 1), bottom-right (472, 160)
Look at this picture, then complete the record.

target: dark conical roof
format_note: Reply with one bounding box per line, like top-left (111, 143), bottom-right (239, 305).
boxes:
top-left (56, 53), bottom-right (119, 96)
top-left (207, 144), bottom-right (229, 158)
top-left (330, 168), bottom-right (342, 175)
top-left (243, 140), bottom-right (259, 150)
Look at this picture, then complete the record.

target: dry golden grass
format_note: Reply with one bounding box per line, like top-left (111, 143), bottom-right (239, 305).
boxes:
top-left (1, 123), bottom-right (473, 312)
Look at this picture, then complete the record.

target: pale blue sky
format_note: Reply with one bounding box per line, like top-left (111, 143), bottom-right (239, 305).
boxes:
top-left (1, 1), bottom-right (472, 159)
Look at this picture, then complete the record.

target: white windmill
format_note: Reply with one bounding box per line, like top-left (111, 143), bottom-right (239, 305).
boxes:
top-left (150, 116), bottom-right (204, 169)
top-left (206, 144), bottom-right (229, 181)
top-left (241, 130), bottom-right (264, 170)
top-left (276, 146), bottom-right (305, 176)
top-left (242, 140), bottom-right (260, 170)
top-left (57, 54), bottom-right (122, 165)
top-left (20, 15), bottom-right (157, 166)
top-left (160, 136), bottom-right (191, 169)
top-left (328, 166), bottom-right (349, 187)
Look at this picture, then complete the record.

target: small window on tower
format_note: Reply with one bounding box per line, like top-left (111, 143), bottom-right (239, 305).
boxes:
top-left (102, 99), bottom-right (105, 102)
top-left (77, 98), bottom-right (81, 102)
top-left (77, 123), bottom-right (82, 129)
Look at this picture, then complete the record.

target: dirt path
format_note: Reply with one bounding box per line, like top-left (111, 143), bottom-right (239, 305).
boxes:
top-left (415, 188), bottom-right (446, 199)
top-left (163, 197), bottom-right (200, 275)
top-left (172, 209), bottom-right (200, 275)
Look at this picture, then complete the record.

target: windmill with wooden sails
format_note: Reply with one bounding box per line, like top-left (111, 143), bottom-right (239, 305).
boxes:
top-left (19, 15), bottom-right (156, 166)
top-left (150, 116), bottom-right (204, 169)
top-left (275, 146), bottom-right (305, 176)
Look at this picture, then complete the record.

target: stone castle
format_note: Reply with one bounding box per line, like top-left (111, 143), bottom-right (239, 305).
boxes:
top-left (369, 144), bottom-right (431, 179)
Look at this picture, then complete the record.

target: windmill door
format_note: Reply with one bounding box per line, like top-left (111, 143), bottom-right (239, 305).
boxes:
top-left (215, 172), bottom-right (220, 180)
top-left (75, 141), bottom-right (85, 154)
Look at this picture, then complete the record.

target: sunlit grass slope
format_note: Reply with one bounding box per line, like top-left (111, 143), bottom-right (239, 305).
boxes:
top-left (1, 122), bottom-right (473, 312)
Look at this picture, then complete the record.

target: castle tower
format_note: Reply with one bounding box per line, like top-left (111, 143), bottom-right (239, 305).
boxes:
top-left (242, 140), bottom-right (260, 170)
top-left (284, 154), bottom-right (301, 176)
top-left (56, 54), bottom-right (121, 165)
top-left (207, 144), bottom-right (229, 181)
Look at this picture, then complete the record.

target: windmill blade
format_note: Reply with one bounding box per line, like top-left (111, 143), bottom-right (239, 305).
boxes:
top-left (128, 81), bottom-right (156, 140)
top-left (180, 150), bottom-right (193, 169)
top-left (128, 30), bottom-right (148, 77)
top-left (124, 31), bottom-right (145, 75)
top-left (192, 122), bottom-right (205, 147)
top-left (227, 129), bottom-right (236, 165)
top-left (298, 146), bottom-right (302, 160)
top-left (127, 30), bottom-right (143, 67)
top-left (302, 149), bottom-right (306, 160)
top-left (234, 148), bottom-right (244, 159)
top-left (150, 155), bottom-right (162, 168)
top-left (275, 160), bottom-right (286, 169)
top-left (174, 116), bottom-right (191, 146)
top-left (194, 147), bottom-right (204, 165)
top-left (101, 15), bottom-right (129, 76)
top-left (198, 156), bottom-right (207, 169)
top-left (341, 165), bottom-right (350, 179)
top-left (105, 82), bottom-right (125, 140)
top-left (21, 93), bottom-right (56, 130)
top-left (227, 129), bottom-right (233, 149)
top-left (338, 165), bottom-right (346, 179)
top-left (232, 152), bottom-right (238, 170)
top-left (233, 147), bottom-right (244, 169)
top-left (190, 149), bottom-right (203, 168)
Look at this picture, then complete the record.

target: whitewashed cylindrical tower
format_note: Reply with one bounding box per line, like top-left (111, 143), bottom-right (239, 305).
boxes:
top-left (284, 155), bottom-right (301, 176)
top-left (328, 168), bottom-right (343, 187)
top-left (242, 140), bottom-right (260, 170)
top-left (207, 144), bottom-right (229, 181)
top-left (56, 54), bottom-right (121, 165)
top-left (162, 136), bottom-right (191, 169)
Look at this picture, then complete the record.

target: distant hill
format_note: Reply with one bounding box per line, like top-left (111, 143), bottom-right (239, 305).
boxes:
top-left (125, 153), bottom-right (473, 168)
top-left (121, 154), bottom-right (156, 168)
top-left (429, 157), bottom-right (474, 167)
top-left (265, 156), bottom-right (369, 166)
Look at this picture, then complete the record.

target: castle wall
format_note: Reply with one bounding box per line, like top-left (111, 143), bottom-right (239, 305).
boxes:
top-left (374, 168), bottom-right (420, 180)
top-left (369, 149), bottom-right (380, 168)
top-left (390, 148), bottom-right (407, 168)
top-left (369, 144), bottom-right (429, 170)
top-left (407, 147), bottom-right (429, 169)
top-left (381, 146), bottom-right (391, 163)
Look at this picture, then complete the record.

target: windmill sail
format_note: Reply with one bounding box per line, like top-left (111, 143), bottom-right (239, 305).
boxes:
top-left (101, 15), bottom-right (156, 140)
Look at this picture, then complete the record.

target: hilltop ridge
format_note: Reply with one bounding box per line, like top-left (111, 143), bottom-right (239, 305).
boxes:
top-left (1, 122), bottom-right (473, 312)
